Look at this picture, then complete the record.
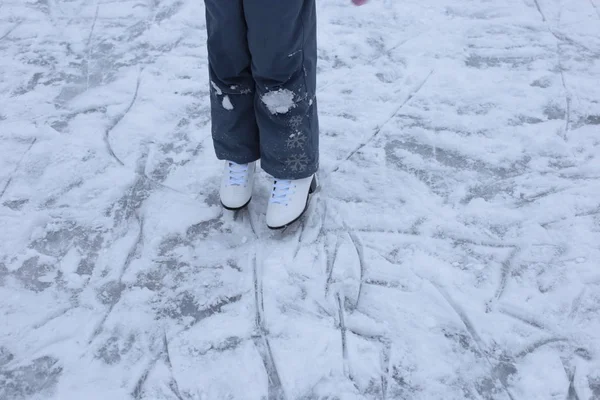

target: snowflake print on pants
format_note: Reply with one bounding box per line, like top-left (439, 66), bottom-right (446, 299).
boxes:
top-left (285, 153), bottom-right (309, 173)
top-left (288, 115), bottom-right (303, 130)
top-left (286, 132), bottom-right (307, 150)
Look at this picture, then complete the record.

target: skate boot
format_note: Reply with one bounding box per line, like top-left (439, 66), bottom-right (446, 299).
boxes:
top-left (220, 161), bottom-right (255, 210)
top-left (266, 174), bottom-right (318, 229)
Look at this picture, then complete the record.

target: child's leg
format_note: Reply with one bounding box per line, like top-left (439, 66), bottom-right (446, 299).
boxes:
top-left (205, 0), bottom-right (260, 164)
top-left (244, 0), bottom-right (319, 180)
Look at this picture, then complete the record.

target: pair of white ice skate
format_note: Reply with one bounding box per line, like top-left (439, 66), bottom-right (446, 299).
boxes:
top-left (219, 161), bottom-right (318, 229)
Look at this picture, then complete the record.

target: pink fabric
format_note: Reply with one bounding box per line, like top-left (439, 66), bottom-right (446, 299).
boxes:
top-left (352, 0), bottom-right (368, 5)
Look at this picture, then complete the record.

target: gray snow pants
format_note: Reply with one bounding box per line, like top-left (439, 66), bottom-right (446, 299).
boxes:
top-left (205, 0), bottom-right (319, 180)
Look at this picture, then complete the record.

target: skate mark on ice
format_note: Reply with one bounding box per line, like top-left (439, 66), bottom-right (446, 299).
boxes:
top-left (336, 293), bottom-right (356, 388)
top-left (111, 168), bottom-right (154, 226)
top-left (563, 362), bottom-right (581, 400)
top-left (291, 220), bottom-right (307, 260)
top-left (324, 234), bottom-right (342, 297)
top-left (346, 326), bottom-right (393, 399)
top-left (330, 70), bottom-right (434, 175)
top-left (131, 334), bottom-right (173, 400)
top-left (443, 328), bottom-right (484, 358)
top-left (138, 295), bottom-right (243, 397)
top-left (236, 205), bottom-right (258, 241)
top-left (515, 187), bottom-right (571, 207)
top-left (193, 336), bottom-right (246, 357)
top-left (151, 295), bottom-right (246, 396)
top-left (575, 204), bottom-right (600, 218)
top-left (445, 232), bottom-right (518, 249)
top-left (252, 252), bottom-right (286, 400)
top-left (0, 21), bottom-right (22, 42)
top-left (361, 246), bottom-right (421, 291)
top-left (131, 354), bottom-right (160, 400)
top-left (0, 138), bottom-right (37, 201)
top-left (550, 31), bottom-right (600, 58)
top-left (514, 337), bottom-right (569, 359)
top-left (88, 284), bottom-right (122, 343)
top-left (431, 282), bottom-right (517, 400)
top-left (591, 0), bottom-right (600, 20)
top-left (488, 247), bottom-right (519, 311)
top-left (120, 215), bottom-right (145, 276)
top-left (559, 62), bottom-right (571, 141)
top-left (433, 283), bottom-right (486, 351)
top-left (531, 0), bottom-right (574, 140)
top-left (498, 304), bottom-right (554, 333)
top-left (84, 3), bottom-right (100, 88)
top-left (136, 145), bottom-right (194, 199)
top-left (337, 293), bottom-right (349, 378)
top-left (364, 278), bottom-right (408, 290)
top-left (549, 33), bottom-right (572, 141)
top-left (532, 0), bottom-right (547, 22)
top-left (32, 306), bottom-right (74, 330)
top-left (42, 179), bottom-right (85, 208)
top-left (86, 3), bottom-right (100, 48)
top-left (89, 215), bottom-right (144, 344)
top-left (325, 224), bottom-right (366, 311)
top-left (346, 228), bottom-right (365, 310)
top-left (253, 335), bottom-right (286, 400)
top-left (246, 207), bottom-right (260, 240)
top-left (290, 198), bottom-right (327, 260)
top-left (569, 288), bottom-right (587, 320)
top-left (253, 253), bottom-right (265, 331)
top-left (162, 332), bottom-right (185, 400)
top-left (572, 347), bottom-right (593, 361)
top-left (332, 293), bottom-right (365, 395)
top-left (162, 292), bottom-right (243, 328)
top-left (104, 71), bottom-right (142, 166)
top-left (381, 339), bottom-right (392, 399)
top-left (2, 199), bottom-right (28, 211)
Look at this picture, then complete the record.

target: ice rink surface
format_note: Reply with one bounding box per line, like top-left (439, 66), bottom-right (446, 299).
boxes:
top-left (1, 0), bottom-right (600, 398)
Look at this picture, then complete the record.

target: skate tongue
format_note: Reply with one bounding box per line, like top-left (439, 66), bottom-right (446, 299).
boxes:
top-left (270, 180), bottom-right (292, 205)
top-left (228, 162), bottom-right (248, 186)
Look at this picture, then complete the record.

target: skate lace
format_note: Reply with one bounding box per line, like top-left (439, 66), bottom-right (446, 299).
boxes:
top-left (228, 162), bottom-right (249, 186)
top-left (270, 180), bottom-right (293, 205)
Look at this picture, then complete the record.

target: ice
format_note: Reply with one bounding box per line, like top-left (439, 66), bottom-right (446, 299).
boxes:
top-left (1, 0), bottom-right (600, 399)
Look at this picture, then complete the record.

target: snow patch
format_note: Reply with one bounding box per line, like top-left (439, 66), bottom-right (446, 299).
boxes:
top-left (261, 89), bottom-right (296, 114)
top-left (211, 81), bottom-right (222, 95)
top-left (222, 96), bottom-right (233, 110)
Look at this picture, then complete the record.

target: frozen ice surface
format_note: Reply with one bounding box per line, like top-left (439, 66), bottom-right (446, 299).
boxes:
top-left (1, 0), bottom-right (600, 399)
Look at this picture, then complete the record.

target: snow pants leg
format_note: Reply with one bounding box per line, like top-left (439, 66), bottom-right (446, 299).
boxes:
top-left (205, 0), bottom-right (319, 180)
